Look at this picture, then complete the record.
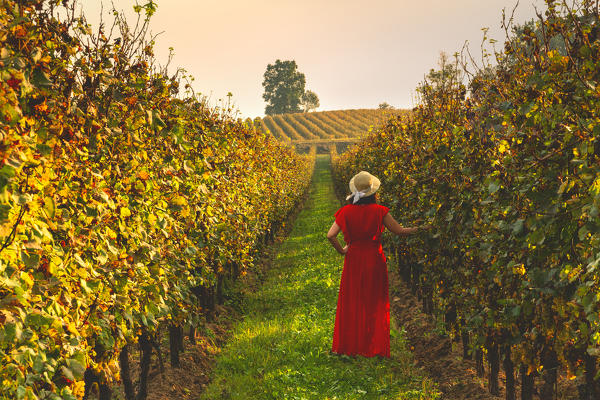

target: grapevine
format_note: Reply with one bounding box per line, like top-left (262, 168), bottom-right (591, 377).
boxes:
top-left (334, 1), bottom-right (600, 398)
top-left (0, 1), bottom-right (313, 398)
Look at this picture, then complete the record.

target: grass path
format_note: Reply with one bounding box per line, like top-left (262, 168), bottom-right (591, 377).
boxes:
top-left (200, 155), bottom-right (440, 400)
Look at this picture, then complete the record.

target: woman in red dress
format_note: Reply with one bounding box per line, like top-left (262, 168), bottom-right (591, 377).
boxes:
top-left (327, 171), bottom-right (426, 358)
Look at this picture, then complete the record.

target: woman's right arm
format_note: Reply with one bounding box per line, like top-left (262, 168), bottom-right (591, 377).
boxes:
top-left (383, 213), bottom-right (424, 236)
top-left (326, 221), bottom-right (347, 255)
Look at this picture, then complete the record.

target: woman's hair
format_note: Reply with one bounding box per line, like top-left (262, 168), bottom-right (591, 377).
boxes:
top-left (349, 193), bottom-right (377, 205)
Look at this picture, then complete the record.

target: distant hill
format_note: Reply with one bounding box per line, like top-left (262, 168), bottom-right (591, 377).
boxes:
top-left (248, 109), bottom-right (407, 143)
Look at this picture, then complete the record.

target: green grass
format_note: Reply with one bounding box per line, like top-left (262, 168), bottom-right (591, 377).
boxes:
top-left (200, 155), bottom-right (440, 400)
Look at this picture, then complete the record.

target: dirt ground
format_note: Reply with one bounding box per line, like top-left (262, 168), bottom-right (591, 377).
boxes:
top-left (389, 269), bottom-right (497, 400)
top-left (109, 196), bottom-right (307, 400)
top-left (113, 252), bottom-right (274, 400)
top-left (110, 187), bottom-right (580, 400)
top-left (112, 265), bottom-right (581, 400)
top-left (115, 268), bottom-right (579, 400)
top-left (389, 268), bottom-right (579, 400)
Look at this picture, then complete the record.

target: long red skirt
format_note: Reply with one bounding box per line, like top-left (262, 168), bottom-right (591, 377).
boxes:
top-left (331, 241), bottom-right (390, 358)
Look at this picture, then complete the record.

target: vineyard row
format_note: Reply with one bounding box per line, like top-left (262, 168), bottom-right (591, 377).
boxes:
top-left (0, 2), bottom-right (314, 399)
top-left (248, 108), bottom-right (405, 142)
top-left (334, 2), bottom-right (600, 399)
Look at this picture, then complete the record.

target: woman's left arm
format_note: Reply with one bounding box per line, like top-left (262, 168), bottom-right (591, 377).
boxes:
top-left (383, 213), bottom-right (428, 236)
top-left (327, 221), bottom-right (347, 255)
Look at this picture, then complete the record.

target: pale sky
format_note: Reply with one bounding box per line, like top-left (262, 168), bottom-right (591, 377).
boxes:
top-left (82, 0), bottom-right (545, 118)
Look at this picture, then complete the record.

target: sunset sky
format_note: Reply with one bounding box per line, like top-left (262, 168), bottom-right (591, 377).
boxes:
top-left (83, 1), bottom-right (545, 118)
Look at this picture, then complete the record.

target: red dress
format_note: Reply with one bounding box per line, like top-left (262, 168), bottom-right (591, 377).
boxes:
top-left (331, 203), bottom-right (390, 358)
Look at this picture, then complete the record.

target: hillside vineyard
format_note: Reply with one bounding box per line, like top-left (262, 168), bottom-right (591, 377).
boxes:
top-left (248, 109), bottom-right (405, 142)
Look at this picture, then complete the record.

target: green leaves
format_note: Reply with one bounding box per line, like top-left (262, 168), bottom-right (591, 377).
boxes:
top-left (25, 311), bottom-right (54, 328)
top-left (21, 252), bottom-right (39, 269)
top-left (58, 359), bottom-right (85, 383)
top-left (43, 196), bottom-right (55, 218)
top-left (527, 229), bottom-right (546, 245)
top-left (0, 1), bottom-right (314, 397)
top-left (2, 322), bottom-right (23, 343)
top-left (578, 225), bottom-right (591, 242)
top-left (332, 0), bottom-right (600, 387)
top-left (512, 219), bottom-right (524, 235)
top-left (488, 181), bottom-right (500, 194)
top-left (133, 1), bottom-right (157, 17)
top-left (31, 68), bottom-right (52, 88)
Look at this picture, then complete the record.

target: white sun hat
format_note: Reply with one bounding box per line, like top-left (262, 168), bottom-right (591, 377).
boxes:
top-left (346, 171), bottom-right (381, 204)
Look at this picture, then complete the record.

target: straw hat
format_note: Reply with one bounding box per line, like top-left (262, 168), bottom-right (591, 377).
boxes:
top-left (346, 171), bottom-right (381, 204)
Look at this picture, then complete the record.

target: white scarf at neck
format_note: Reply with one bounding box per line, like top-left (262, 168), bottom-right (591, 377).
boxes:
top-left (345, 184), bottom-right (372, 204)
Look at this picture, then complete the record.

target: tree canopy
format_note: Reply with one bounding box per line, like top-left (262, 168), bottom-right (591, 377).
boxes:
top-left (301, 90), bottom-right (320, 112)
top-left (262, 59), bottom-right (306, 115)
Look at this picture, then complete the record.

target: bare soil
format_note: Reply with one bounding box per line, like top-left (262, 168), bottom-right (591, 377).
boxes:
top-left (109, 178), bottom-right (580, 400)
top-left (113, 245), bottom-right (280, 400)
top-left (389, 268), bottom-right (579, 400)
top-left (109, 191), bottom-right (311, 400)
top-left (118, 253), bottom-right (579, 400)
top-left (389, 269), bottom-right (497, 400)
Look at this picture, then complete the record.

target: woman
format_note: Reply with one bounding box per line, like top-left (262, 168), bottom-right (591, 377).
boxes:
top-left (326, 171), bottom-right (427, 358)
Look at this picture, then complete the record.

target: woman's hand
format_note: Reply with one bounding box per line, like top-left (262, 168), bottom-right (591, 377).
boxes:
top-left (341, 244), bottom-right (349, 255)
top-left (383, 214), bottom-right (434, 236)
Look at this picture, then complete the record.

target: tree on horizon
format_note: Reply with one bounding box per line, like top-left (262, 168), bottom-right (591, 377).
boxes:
top-left (262, 59), bottom-right (306, 115)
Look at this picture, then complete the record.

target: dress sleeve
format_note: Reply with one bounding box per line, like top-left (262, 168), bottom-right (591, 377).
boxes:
top-left (379, 205), bottom-right (390, 233)
top-left (379, 205), bottom-right (390, 218)
top-left (334, 206), bottom-right (347, 232)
